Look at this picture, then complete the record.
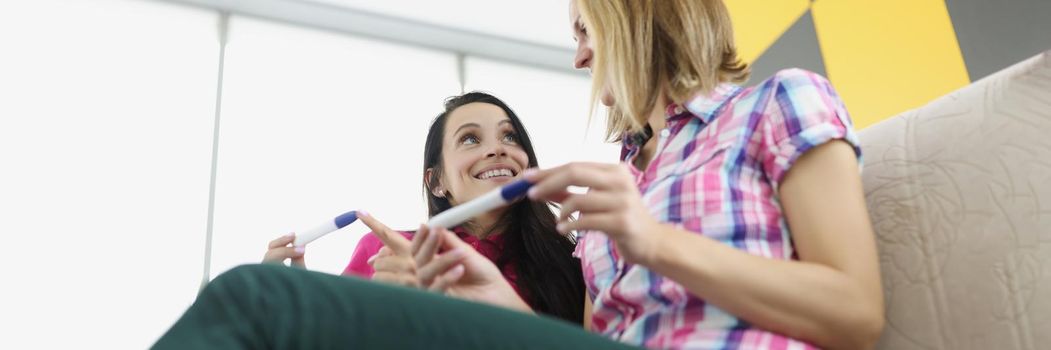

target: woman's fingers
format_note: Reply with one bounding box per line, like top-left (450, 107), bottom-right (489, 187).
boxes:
top-left (427, 265), bottom-right (465, 293)
top-left (290, 254), bottom-right (305, 268)
top-left (268, 233), bottom-right (295, 249)
top-left (358, 212), bottom-right (412, 255)
top-left (410, 224), bottom-right (429, 257)
top-left (373, 272), bottom-right (419, 288)
top-left (371, 255), bottom-right (416, 274)
top-left (544, 189), bottom-right (573, 204)
top-left (417, 249), bottom-right (466, 285)
top-left (263, 233), bottom-right (306, 266)
top-left (414, 224), bottom-right (443, 267)
top-left (367, 246), bottom-right (394, 265)
top-left (525, 162), bottom-right (627, 201)
top-left (557, 192), bottom-right (621, 222)
top-left (262, 246), bottom-right (305, 264)
top-left (554, 212), bottom-right (617, 235)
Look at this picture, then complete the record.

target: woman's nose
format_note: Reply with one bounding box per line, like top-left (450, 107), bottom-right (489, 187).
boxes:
top-left (574, 42), bottom-right (592, 69)
top-left (486, 143), bottom-right (508, 158)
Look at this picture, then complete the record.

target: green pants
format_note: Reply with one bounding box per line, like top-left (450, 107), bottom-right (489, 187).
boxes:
top-left (154, 264), bottom-right (637, 349)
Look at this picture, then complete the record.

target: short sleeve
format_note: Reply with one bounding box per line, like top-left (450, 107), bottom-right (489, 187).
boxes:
top-left (758, 69), bottom-right (862, 190)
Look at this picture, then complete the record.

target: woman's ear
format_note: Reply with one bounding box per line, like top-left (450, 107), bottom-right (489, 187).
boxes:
top-left (425, 168), bottom-right (446, 198)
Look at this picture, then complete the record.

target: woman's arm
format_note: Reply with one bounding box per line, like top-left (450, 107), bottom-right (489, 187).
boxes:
top-left (526, 141), bottom-right (884, 349)
top-left (583, 292), bottom-right (593, 330)
top-left (645, 141), bottom-right (883, 349)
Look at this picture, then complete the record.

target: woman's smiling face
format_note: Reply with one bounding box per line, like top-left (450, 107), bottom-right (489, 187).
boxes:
top-left (434, 102), bottom-right (529, 206)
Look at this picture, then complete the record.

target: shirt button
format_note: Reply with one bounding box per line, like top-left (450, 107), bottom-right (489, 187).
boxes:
top-left (660, 129), bottom-right (671, 138)
top-left (673, 106), bottom-right (684, 115)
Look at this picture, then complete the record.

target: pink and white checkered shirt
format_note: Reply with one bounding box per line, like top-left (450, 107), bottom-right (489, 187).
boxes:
top-left (575, 69), bottom-right (861, 349)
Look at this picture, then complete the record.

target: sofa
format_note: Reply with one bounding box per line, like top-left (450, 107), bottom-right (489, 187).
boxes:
top-left (860, 50), bottom-right (1051, 350)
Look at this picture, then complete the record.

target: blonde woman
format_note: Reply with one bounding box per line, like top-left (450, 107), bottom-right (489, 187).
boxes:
top-left (155, 1), bottom-right (882, 349)
top-left (522, 0), bottom-right (885, 348)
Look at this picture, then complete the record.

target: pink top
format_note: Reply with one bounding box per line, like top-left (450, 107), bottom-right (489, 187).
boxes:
top-left (342, 227), bottom-right (528, 304)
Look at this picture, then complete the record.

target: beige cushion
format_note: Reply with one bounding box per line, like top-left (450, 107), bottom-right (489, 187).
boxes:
top-left (859, 50), bottom-right (1051, 350)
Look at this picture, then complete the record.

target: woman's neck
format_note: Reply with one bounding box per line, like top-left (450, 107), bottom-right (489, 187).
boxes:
top-left (461, 209), bottom-right (505, 238)
top-left (634, 91), bottom-right (673, 170)
top-left (647, 90), bottom-right (673, 130)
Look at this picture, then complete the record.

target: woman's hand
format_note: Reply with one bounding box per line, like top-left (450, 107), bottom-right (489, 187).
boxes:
top-left (424, 227), bottom-right (532, 313)
top-left (524, 162), bottom-right (664, 265)
top-left (358, 212), bottom-right (531, 313)
top-left (359, 212), bottom-right (464, 289)
top-left (261, 233), bottom-right (306, 268)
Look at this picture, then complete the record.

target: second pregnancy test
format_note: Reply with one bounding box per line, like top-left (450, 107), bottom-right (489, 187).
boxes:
top-left (293, 210), bottom-right (359, 247)
top-left (426, 179), bottom-right (533, 229)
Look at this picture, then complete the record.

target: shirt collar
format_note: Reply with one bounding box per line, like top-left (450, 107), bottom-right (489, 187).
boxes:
top-left (678, 82), bottom-right (742, 124)
top-left (451, 226), bottom-right (505, 246)
top-left (624, 83), bottom-right (742, 148)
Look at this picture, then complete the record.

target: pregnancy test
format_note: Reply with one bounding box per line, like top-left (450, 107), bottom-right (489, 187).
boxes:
top-left (293, 210), bottom-right (359, 247)
top-left (426, 179), bottom-right (533, 229)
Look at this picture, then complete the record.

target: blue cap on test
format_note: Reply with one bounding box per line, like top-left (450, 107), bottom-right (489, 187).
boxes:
top-left (334, 210), bottom-right (359, 228)
top-left (499, 179), bottom-right (533, 201)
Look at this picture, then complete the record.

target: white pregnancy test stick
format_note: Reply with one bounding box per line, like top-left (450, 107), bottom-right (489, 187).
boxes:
top-left (293, 210), bottom-right (359, 247)
top-left (427, 179), bottom-right (533, 229)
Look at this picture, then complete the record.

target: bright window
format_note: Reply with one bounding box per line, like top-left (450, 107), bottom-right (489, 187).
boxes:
top-left (0, 0), bottom-right (219, 348)
top-left (209, 16), bottom-right (461, 277)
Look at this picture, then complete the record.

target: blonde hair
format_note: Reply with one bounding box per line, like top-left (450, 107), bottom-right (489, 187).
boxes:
top-left (577, 0), bottom-right (750, 142)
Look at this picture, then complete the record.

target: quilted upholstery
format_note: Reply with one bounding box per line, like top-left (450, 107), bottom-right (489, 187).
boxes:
top-left (860, 50), bottom-right (1051, 350)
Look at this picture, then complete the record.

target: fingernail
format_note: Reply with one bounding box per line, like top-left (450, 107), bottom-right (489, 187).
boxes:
top-left (450, 264), bottom-right (465, 275)
top-left (358, 210), bottom-right (369, 218)
top-left (446, 248), bottom-right (463, 257)
top-left (527, 187), bottom-right (538, 198)
top-left (294, 246), bottom-right (306, 254)
top-left (367, 254), bottom-right (377, 264)
top-left (285, 232), bottom-right (294, 238)
top-left (522, 168), bottom-right (537, 178)
top-left (556, 222), bottom-right (567, 233)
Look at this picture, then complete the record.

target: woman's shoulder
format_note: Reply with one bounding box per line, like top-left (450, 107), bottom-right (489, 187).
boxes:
top-left (740, 69), bottom-right (859, 185)
top-left (737, 68), bottom-right (835, 105)
top-left (759, 68), bottom-right (831, 88)
top-left (727, 68), bottom-right (847, 124)
top-left (711, 69), bottom-right (835, 129)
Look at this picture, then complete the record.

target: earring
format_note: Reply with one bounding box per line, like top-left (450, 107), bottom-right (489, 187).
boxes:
top-left (435, 189), bottom-right (445, 197)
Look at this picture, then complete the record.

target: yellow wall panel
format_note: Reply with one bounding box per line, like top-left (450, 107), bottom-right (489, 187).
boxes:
top-left (724, 0), bottom-right (810, 63)
top-left (812, 0), bottom-right (970, 129)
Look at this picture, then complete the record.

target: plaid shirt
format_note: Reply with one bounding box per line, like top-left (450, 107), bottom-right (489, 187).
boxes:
top-left (575, 69), bottom-right (861, 349)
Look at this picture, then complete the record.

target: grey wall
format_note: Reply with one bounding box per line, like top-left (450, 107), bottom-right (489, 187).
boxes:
top-left (946, 0), bottom-right (1051, 80)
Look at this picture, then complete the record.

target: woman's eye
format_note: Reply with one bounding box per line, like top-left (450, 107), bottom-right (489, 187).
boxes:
top-left (502, 132), bottom-right (518, 144)
top-left (461, 135), bottom-right (479, 145)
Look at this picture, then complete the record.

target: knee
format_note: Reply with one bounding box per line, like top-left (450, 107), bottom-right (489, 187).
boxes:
top-left (213, 263), bottom-right (277, 283)
top-left (203, 264), bottom-right (288, 300)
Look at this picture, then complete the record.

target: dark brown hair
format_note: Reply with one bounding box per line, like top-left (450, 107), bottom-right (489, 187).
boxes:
top-left (422, 92), bottom-right (585, 324)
